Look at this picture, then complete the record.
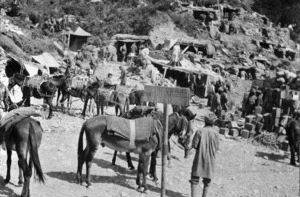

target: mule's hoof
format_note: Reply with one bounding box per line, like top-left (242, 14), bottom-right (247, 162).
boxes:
top-left (153, 178), bottom-right (159, 185)
top-left (18, 181), bottom-right (24, 186)
top-left (143, 189), bottom-right (149, 194)
top-left (137, 187), bottom-right (144, 193)
top-left (290, 162), bottom-right (297, 166)
top-left (128, 166), bottom-right (135, 170)
top-left (4, 179), bottom-right (9, 184)
top-left (86, 184), bottom-right (92, 189)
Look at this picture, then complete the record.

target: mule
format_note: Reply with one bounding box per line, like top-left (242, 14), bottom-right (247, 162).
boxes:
top-left (112, 111), bottom-right (195, 182)
top-left (8, 74), bottom-right (57, 119)
top-left (76, 115), bottom-right (163, 193)
top-left (81, 83), bottom-right (128, 117)
top-left (128, 90), bottom-right (147, 106)
top-left (112, 106), bottom-right (158, 170)
top-left (3, 117), bottom-right (45, 197)
top-left (48, 75), bottom-right (69, 107)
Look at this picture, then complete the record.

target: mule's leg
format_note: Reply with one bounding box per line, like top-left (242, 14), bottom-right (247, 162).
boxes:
top-left (81, 99), bottom-right (89, 117)
top-left (56, 88), bottom-right (61, 107)
top-left (60, 92), bottom-right (68, 113)
top-left (76, 147), bottom-right (88, 185)
top-left (17, 151), bottom-right (30, 197)
top-left (142, 154), bottom-right (151, 193)
top-left (97, 104), bottom-right (100, 116)
top-left (136, 159), bottom-right (143, 192)
top-left (18, 166), bottom-right (24, 186)
top-left (85, 146), bottom-right (98, 188)
top-left (45, 97), bottom-right (54, 119)
top-left (290, 143), bottom-right (296, 166)
top-left (100, 105), bottom-right (104, 115)
top-left (149, 149), bottom-right (158, 183)
top-left (112, 151), bottom-right (118, 166)
top-left (115, 106), bottom-right (118, 116)
top-left (126, 152), bottom-right (135, 170)
top-left (4, 149), bottom-right (12, 184)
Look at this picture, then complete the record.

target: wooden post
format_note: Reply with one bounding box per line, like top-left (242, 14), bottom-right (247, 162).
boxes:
top-left (163, 67), bottom-right (168, 79)
top-left (144, 85), bottom-right (190, 197)
top-left (161, 103), bottom-right (169, 197)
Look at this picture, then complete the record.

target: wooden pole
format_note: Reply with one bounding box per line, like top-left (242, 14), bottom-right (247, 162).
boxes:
top-left (163, 67), bottom-right (168, 79)
top-left (161, 104), bottom-right (169, 197)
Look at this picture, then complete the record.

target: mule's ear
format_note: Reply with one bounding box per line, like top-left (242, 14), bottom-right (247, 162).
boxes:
top-left (96, 76), bottom-right (100, 82)
top-left (190, 113), bottom-right (197, 121)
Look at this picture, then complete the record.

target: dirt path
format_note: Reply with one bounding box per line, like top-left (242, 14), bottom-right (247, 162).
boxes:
top-left (0, 103), bottom-right (298, 197)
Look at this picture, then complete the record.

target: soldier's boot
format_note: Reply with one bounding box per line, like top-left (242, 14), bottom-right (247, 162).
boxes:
top-left (190, 183), bottom-right (200, 197)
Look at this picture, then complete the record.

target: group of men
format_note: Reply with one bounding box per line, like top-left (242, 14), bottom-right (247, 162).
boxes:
top-left (207, 81), bottom-right (229, 117)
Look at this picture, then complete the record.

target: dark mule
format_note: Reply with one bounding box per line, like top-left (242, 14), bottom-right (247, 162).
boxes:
top-left (48, 75), bottom-right (69, 107)
top-left (282, 113), bottom-right (300, 166)
top-left (112, 106), bottom-right (158, 170)
top-left (129, 90), bottom-right (147, 106)
top-left (81, 84), bottom-right (128, 117)
top-left (8, 74), bottom-right (57, 119)
top-left (76, 115), bottom-right (163, 193)
top-left (112, 111), bottom-right (195, 182)
top-left (4, 117), bottom-right (45, 197)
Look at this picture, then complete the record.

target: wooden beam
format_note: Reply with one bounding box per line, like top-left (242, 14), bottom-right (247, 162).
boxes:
top-left (181, 45), bottom-right (189, 54)
top-left (163, 67), bottom-right (168, 78)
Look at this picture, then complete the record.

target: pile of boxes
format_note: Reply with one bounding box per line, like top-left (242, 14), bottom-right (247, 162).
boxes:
top-left (218, 112), bottom-right (263, 140)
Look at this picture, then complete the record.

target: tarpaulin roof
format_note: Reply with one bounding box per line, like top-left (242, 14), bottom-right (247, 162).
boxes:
top-left (32, 52), bottom-right (60, 68)
top-left (118, 39), bottom-right (143, 43)
top-left (23, 62), bottom-right (42, 76)
top-left (71, 27), bottom-right (91, 37)
top-left (111, 34), bottom-right (149, 41)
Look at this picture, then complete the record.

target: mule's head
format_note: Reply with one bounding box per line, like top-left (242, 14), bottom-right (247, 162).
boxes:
top-left (8, 75), bottom-right (17, 90)
top-left (64, 77), bottom-right (72, 92)
top-left (9, 74), bottom-right (26, 90)
top-left (80, 85), bottom-right (88, 102)
top-left (177, 114), bottom-right (197, 152)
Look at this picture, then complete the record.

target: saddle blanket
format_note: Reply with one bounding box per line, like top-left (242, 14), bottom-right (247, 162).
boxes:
top-left (71, 76), bottom-right (90, 89)
top-left (95, 88), bottom-right (114, 103)
top-left (116, 85), bottom-right (133, 96)
top-left (26, 75), bottom-right (44, 89)
top-left (106, 116), bottom-right (154, 142)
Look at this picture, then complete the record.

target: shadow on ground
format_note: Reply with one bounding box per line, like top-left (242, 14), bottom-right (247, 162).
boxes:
top-left (47, 158), bottom-right (187, 197)
top-left (0, 175), bottom-right (19, 197)
top-left (255, 151), bottom-right (290, 165)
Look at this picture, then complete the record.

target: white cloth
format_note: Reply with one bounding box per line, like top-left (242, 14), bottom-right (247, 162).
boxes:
top-left (172, 44), bottom-right (180, 62)
top-left (141, 48), bottom-right (150, 58)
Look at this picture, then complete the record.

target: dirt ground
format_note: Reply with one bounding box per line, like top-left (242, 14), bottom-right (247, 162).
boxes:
top-left (0, 101), bottom-right (298, 197)
top-left (0, 63), bottom-right (298, 197)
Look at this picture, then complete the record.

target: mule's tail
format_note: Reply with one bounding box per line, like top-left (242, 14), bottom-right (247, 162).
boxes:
top-left (125, 97), bottom-right (129, 112)
top-left (77, 124), bottom-right (85, 164)
top-left (29, 123), bottom-right (45, 184)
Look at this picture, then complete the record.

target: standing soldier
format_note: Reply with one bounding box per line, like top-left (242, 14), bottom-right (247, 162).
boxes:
top-left (120, 43), bottom-right (127, 62)
top-left (220, 87), bottom-right (229, 112)
top-left (119, 66), bottom-right (127, 86)
top-left (190, 112), bottom-right (220, 197)
top-left (172, 41), bottom-right (181, 67)
top-left (207, 82), bottom-right (215, 107)
top-left (131, 42), bottom-right (138, 55)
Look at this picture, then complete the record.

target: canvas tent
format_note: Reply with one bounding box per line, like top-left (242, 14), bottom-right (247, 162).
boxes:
top-left (63, 27), bottom-right (92, 52)
top-left (32, 52), bottom-right (60, 74)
